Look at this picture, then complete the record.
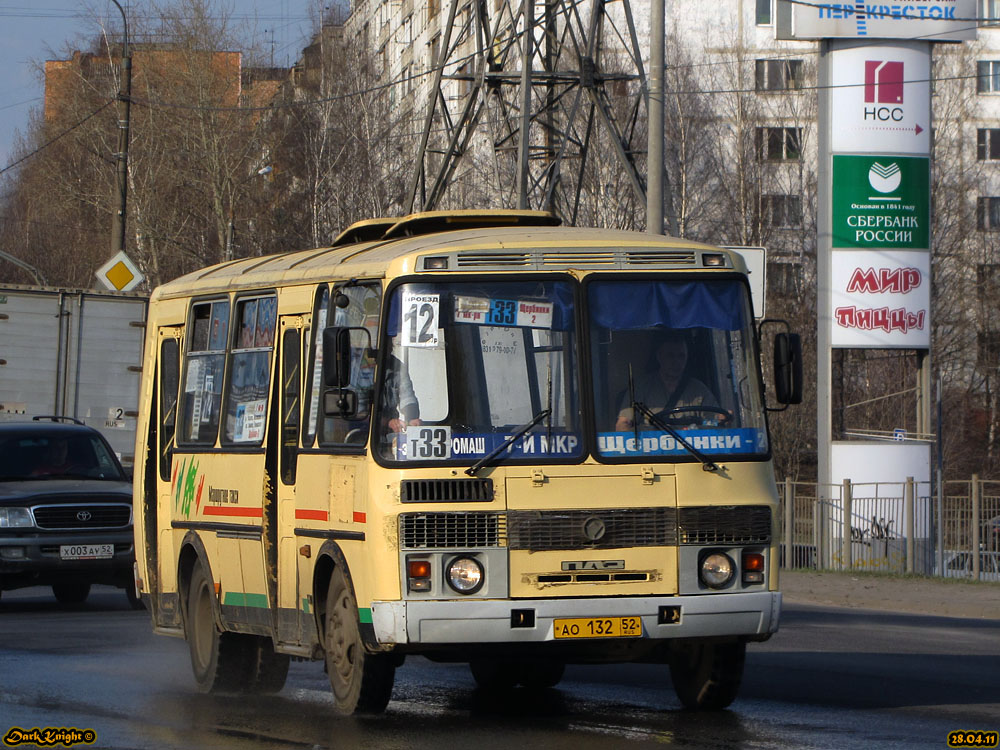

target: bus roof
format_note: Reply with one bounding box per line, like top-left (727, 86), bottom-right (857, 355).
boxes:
top-left (150, 211), bottom-right (743, 301)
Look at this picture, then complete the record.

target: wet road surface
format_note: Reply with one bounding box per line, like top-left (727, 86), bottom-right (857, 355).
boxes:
top-left (1, 586), bottom-right (997, 749)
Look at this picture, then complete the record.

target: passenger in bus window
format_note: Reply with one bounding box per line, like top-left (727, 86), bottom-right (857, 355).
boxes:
top-left (614, 333), bottom-right (717, 431)
top-left (383, 354), bottom-right (421, 433)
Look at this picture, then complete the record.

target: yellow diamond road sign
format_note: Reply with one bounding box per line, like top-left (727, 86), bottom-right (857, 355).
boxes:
top-left (96, 251), bottom-right (144, 292)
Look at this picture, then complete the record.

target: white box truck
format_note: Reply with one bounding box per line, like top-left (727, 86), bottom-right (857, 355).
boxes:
top-left (0, 285), bottom-right (147, 467)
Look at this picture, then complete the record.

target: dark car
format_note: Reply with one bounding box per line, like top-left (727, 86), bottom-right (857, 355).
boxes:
top-left (0, 417), bottom-right (138, 606)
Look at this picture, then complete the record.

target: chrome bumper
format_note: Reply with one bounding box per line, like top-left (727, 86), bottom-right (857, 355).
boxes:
top-left (370, 591), bottom-right (781, 645)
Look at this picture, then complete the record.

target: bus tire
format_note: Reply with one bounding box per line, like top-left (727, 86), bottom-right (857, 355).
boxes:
top-left (469, 659), bottom-right (518, 690)
top-left (186, 562), bottom-right (251, 693)
top-left (517, 659), bottom-right (565, 689)
top-left (324, 566), bottom-right (395, 714)
top-left (669, 640), bottom-right (746, 711)
top-left (248, 637), bottom-right (290, 694)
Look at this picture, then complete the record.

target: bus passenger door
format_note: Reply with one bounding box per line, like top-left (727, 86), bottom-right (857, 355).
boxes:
top-left (273, 318), bottom-right (303, 645)
top-left (154, 327), bottom-right (182, 628)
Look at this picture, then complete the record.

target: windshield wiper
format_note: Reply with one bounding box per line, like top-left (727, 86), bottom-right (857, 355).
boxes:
top-left (465, 409), bottom-right (552, 477)
top-left (631, 401), bottom-right (720, 472)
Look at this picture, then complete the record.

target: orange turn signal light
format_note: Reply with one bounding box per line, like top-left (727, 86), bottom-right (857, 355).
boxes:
top-left (408, 560), bottom-right (431, 579)
top-left (743, 552), bottom-right (765, 571)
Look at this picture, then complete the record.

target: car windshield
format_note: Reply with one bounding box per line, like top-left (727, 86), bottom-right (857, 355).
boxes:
top-left (587, 278), bottom-right (769, 461)
top-left (0, 432), bottom-right (125, 481)
top-left (375, 279), bottom-right (582, 465)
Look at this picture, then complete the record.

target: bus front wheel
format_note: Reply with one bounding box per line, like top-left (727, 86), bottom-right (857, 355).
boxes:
top-left (186, 563), bottom-right (250, 693)
top-left (669, 640), bottom-right (746, 710)
top-left (324, 566), bottom-right (395, 714)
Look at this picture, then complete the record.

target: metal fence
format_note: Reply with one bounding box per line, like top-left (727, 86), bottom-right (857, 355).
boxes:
top-left (778, 477), bottom-right (1000, 581)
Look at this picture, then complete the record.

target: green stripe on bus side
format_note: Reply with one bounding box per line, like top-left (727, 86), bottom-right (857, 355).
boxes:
top-left (359, 607), bottom-right (373, 624)
top-left (222, 592), bottom-right (270, 609)
top-left (301, 597), bottom-right (311, 614)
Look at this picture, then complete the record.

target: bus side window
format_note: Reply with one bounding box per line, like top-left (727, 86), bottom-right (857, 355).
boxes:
top-left (222, 295), bottom-right (277, 446)
top-left (318, 283), bottom-right (381, 448)
top-left (178, 300), bottom-right (228, 446)
top-left (159, 337), bottom-right (180, 480)
top-left (280, 328), bottom-right (301, 484)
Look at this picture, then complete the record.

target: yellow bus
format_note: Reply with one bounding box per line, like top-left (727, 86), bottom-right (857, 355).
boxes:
top-left (133, 210), bottom-right (801, 713)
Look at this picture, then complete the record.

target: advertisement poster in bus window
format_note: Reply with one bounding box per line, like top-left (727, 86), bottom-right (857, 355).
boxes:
top-left (255, 297), bottom-right (277, 347)
top-left (401, 292), bottom-right (440, 347)
top-left (454, 295), bottom-right (554, 329)
top-left (234, 399), bottom-right (267, 442)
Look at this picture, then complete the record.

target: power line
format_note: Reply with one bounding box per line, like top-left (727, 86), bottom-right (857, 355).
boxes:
top-left (0, 99), bottom-right (113, 176)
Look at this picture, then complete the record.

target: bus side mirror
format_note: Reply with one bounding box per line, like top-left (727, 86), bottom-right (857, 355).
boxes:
top-left (323, 388), bottom-right (359, 418)
top-left (322, 327), bottom-right (353, 388)
top-left (774, 332), bottom-right (803, 405)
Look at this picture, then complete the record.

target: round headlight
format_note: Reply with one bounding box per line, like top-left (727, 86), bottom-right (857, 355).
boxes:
top-left (446, 557), bottom-right (484, 594)
top-left (700, 552), bottom-right (735, 589)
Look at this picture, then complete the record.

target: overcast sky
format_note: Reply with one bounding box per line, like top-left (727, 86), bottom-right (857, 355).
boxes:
top-left (0, 0), bottom-right (322, 171)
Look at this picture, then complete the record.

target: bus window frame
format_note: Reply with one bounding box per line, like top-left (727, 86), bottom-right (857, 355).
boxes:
top-left (280, 326), bottom-right (302, 485)
top-left (371, 273), bottom-right (588, 471)
top-left (303, 281), bottom-right (382, 454)
top-left (580, 271), bottom-right (773, 466)
top-left (220, 291), bottom-right (279, 450)
top-left (302, 284), bottom-right (329, 449)
top-left (176, 295), bottom-right (231, 448)
top-left (158, 332), bottom-right (181, 480)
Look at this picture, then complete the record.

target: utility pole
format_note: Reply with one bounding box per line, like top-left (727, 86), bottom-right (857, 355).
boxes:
top-left (645, 0), bottom-right (664, 235)
top-left (109, 0), bottom-right (132, 257)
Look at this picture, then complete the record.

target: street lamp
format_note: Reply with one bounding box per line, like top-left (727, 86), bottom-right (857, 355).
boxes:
top-left (108, 0), bottom-right (132, 257)
top-left (225, 166), bottom-right (273, 261)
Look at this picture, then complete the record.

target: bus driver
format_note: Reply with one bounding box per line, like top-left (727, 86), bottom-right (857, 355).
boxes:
top-left (614, 333), bottom-right (717, 431)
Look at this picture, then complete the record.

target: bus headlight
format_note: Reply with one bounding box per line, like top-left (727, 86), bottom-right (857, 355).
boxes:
top-left (700, 552), bottom-right (735, 589)
top-left (446, 556), bottom-right (484, 594)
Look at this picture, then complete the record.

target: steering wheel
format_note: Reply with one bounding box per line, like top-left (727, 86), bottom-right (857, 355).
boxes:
top-left (343, 428), bottom-right (366, 445)
top-left (653, 405), bottom-right (732, 427)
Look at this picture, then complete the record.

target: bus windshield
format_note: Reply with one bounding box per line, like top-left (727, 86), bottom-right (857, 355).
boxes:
top-left (376, 279), bottom-right (582, 464)
top-left (588, 278), bottom-right (768, 461)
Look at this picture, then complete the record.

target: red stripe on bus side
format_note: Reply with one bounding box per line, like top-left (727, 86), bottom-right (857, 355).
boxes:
top-left (203, 506), bottom-right (263, 518)
top-left (296, 509), bottom-right (329, 521)
top-left (353, 512), bottom-right (367, 524)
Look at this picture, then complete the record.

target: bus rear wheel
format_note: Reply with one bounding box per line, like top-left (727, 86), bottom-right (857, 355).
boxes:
top-left (669, 640), bottom-right (746, 710)
top-left (186, 563), bottom-right (251, 693)
top-left (324, 566), bottom-right (395, 714)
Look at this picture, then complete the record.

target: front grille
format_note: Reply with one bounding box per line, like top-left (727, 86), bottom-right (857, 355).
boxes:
top-left (401, 478), bottom-right (493, 503)
top-left (540, 251), bottom-right (616, 266)
top-left (678, 505), bottom-right (772, 546)
top-left (537, 572), bottom-right (649, 584)
top-left (400, 512), bottom-right (505, 549)
top-left (451, 248), bottom-right (703, 271)
top-left (626, 250), bottom-right (697, 265)
top-left (399, 506), bottom-right (771, 550)
top-left (32, 504), bottom-right (132, 530)
top-left (507, 508), bottom-right (677, 550)
top-left (456, 253), bottom-right (531, 267)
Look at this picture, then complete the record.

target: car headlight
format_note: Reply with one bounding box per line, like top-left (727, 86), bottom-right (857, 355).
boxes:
top-left (0, 507), bottom-right (34, 528)
top-left (446, 556), bottom-right (484, 594)
top-left (700, 552), bottom-right (735, 589)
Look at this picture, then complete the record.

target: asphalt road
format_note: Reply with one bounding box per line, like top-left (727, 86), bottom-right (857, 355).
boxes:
top-left (0, 586), bottom-right (997, 749)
